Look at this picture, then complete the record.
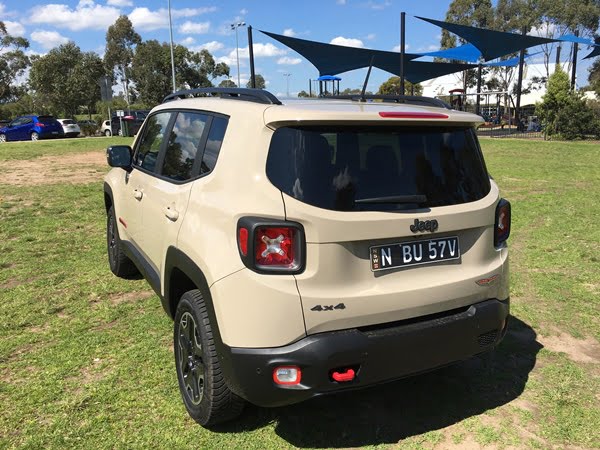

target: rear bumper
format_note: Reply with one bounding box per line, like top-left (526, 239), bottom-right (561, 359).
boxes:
top-left (221, 298), bottom-right (509, 407)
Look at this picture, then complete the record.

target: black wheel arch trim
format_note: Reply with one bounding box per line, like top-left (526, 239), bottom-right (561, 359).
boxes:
top-left (163, 246), bottom-right (240, 394)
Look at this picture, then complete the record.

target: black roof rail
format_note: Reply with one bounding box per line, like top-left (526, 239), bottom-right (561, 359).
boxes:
top-left (162, 88), bottom-right (282, 105)
top-left (326, 94), bottom-right (451, 109)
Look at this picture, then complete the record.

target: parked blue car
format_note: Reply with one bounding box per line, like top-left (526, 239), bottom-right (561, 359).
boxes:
top-left (0, 115), bottom-right (64, 142)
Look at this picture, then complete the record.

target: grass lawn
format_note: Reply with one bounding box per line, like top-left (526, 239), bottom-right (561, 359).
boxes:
top-left (0, 136), bottom-right (598, 449)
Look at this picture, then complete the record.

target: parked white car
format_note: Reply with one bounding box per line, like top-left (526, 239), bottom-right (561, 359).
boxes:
top-left (57, 119), bottom-right (80, 138)
top-left (101, 120), bottom-right (112, 137)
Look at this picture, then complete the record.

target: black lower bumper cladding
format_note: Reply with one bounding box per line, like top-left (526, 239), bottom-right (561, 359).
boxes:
top-left (220, 298), bottom-right (509, 407)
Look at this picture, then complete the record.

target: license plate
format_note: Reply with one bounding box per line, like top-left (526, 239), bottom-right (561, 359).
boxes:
top-left (370, 236), bottom-right (460, 272)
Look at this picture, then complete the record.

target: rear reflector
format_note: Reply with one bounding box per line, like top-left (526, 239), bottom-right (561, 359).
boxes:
top-left (238, 227), bottom-right (248, 256)
top-left (331, 368), bottom-right (355, 382)
top-left (273, 366), bottom-right (301, 385)
top-left (379, 112), bottom-right (449, 119)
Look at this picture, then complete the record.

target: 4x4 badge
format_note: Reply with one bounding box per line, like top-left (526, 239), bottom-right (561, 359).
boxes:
top-left (410, 219), bottom-right (438, 233)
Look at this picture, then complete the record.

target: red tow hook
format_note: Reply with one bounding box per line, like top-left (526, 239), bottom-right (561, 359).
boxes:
top-left (331, 368), bottom-right (355, 382)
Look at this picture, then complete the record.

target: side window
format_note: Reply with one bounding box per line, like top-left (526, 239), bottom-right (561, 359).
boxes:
top-left (161, 112), bottom-right (209, 181)
top-left (200, 116), bottom-right (228, 174)
top-left (133, 112), bottom-right (172, 172)
top-left (22, 118), bottom-right (33, 125)
top-left (10, 118), bottom-right (24, 126)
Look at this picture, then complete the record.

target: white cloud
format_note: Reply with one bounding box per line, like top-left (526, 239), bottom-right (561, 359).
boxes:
top-left (427, 44), bottom-right (438, 51)
top-left (194, 41), bottom-right (224, 53)
top-left (392, 44), bottom-right (411, 52)
top-left (365, 1), bottom-right (391, 10)
top-left (130, 6), bottom-right (216, 31)
top-left (228, 43), bottom-right (286, 59)
top-left (5, 21), bottom-right (25, 37)
top-left (283, 28), bottom-right (296, 37)
top-left (181, 37), bottom-right (196, 46)
top-left (28, 1), bottom-right (120, 31)
top-left (277, 56), bottom-right (302, 65)
top-left (179, 21), bottom-right (211, 34)
top-left (365, 33), bottom-right (376, 41)
top-left (330, 36), bottom-right (364, 48)
top-left (106, 0), bottom-right (133, 6)
top-left (30, 30), bottom-right (69, 50)
top-left (216, 55), bottom-right (234, 66)
top-left (240, 8), bottom-right (248, 15)
top-left (107, 0), bottom-right (133, 5)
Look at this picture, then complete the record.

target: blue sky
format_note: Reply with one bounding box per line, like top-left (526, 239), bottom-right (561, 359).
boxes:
top-left (0, 0), bottom-right (595, 97)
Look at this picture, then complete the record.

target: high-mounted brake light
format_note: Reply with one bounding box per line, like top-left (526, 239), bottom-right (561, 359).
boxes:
top-left (236, 217), bottom-right (305, 274)
top-left (378, 112), bottom-right (449, 119)
top-left (494, 199), bottom-right (511, 247)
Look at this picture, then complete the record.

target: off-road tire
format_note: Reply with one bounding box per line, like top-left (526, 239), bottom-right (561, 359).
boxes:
top-left (174, 290), bottom-right (245, 427)
top-left (106, 206), bottom-right (139, 278)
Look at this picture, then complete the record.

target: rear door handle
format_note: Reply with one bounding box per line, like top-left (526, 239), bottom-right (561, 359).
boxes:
top-left (163, 206), bottom-right (179, 221)
top-left (133, 189), bottom-right (143, 200)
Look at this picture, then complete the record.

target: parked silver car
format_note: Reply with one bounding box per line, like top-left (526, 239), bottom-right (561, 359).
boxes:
top-left (57, 119), bottom-right (80, 138)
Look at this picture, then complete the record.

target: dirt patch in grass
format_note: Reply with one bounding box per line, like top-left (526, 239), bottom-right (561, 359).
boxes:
top-left (0, 151), bottom-right (107, 186)
top-left (538, 332), bottom-right (600, 364)
top-left (0, 278), bottom-right (22, 289)
top-left (108, 290), bottom-right (154, 305)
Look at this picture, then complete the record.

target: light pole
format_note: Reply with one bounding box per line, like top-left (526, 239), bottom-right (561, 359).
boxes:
top-left (231, 22), bottom-right (246, 87)
top-left (168, 0), bottom-right (176, 93)
top-left (283, 73), bottom-right (291, 97)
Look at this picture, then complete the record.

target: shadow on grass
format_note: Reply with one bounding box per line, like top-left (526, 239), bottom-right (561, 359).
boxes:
top-left (215, 316), bottom-right (541, 448)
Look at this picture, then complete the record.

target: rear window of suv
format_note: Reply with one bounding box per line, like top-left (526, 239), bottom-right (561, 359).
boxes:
top-left (266, 126), bottom-right (490, 211)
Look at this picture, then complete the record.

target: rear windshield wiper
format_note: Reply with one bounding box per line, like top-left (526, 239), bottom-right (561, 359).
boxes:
top-left (354, 195), bottom-right (427, 204)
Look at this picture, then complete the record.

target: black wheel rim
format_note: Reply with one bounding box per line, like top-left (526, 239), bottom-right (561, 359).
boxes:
top-left (178, 312), bottom-right (205, 405)
top-left (108, 213), bottom-right (117, 267)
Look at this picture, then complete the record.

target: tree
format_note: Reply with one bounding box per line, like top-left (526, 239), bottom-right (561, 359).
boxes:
top-left (440, 0), bottom-right (494, 91)
top-left (130, 41), bottom-right (230, 105)
top-left (377, 77), bottom-right (423, 96)
top-left (246, 74), bottom-right (266, 89)
top-left (219, 79), bottom-right (237, 88)
top-left (589, 58), bottom-right (600, 96)
top-left (0, 21), bottom-right (30, 103)
top-left (536, 66), bottom-right (600, 138)
top-left (29, 43), bottom-right (105, 117)
top-left (104, 15), bottom-right (142, 105)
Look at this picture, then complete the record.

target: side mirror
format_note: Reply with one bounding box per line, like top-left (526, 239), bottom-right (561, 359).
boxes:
top-left (106, 145), bottom-right (132, 168)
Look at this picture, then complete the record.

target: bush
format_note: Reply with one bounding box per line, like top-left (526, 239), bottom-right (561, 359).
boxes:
top-left (537, 67), bottom-right (600, 140)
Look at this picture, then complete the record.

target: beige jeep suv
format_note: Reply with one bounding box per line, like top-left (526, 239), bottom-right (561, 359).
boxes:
top-left (104, 88), bottom-right (511, 427)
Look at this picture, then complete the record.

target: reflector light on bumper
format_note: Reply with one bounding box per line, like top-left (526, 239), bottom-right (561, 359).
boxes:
top-left (273, 366), bottom-right (302, 385)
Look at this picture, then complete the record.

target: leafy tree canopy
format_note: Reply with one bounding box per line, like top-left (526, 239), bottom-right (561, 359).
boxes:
top-left (377, 77), bottom-right (423, 96)
top-left (29, 42), bottom-right (104, 117)
top-left (246, 74), bottom-right (266, 89)
top-left (0, 21), bottom-right (30, 103)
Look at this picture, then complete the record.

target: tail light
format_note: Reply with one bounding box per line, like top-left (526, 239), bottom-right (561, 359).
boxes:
top-left (494, 199), bottom-right (511, 247)
top-left (35, 122), bottom-right (45, 127)
top-left (237, 217), bottom-right (305, 274)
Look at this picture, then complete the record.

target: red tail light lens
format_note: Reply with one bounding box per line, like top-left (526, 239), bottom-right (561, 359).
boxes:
top-left (35, 122), bottom-right (45, 127)
top-left (494, 199), bottom-right (511, 247)
top-left (255, 227), bottom-right (296, 267)
top-left (237, 218), bottom-right (305, 274)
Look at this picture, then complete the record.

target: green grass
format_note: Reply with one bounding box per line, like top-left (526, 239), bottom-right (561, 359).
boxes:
top-left (1, 137), bottom-right (599, 449)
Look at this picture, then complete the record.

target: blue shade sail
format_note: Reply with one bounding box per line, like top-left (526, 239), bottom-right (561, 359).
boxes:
top-left (558, 34), bottom-right (594, 45)
top-left (416, 43), bottom-right (481, 62)
top-left (416, 16), bottom-right (558, 61)
top-left (261, 30), bottom-right (477, 84)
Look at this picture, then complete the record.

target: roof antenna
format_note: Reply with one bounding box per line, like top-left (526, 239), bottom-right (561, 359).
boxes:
top-left (360, 56), bottom-right (375, 102)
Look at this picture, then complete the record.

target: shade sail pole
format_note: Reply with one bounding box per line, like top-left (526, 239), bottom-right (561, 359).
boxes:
top-left (248, 26), bottom-right (256, 88)
top-left (361, 56), bottom-right (375, 102)
top-left (515, 27), bottom-right (527, 121)
top-left (476, 64), bottom-right (482, 115)
top-left (400, 12), bottom-right (406, 95)
top-left (571, 29), bottom-right (579, 90)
